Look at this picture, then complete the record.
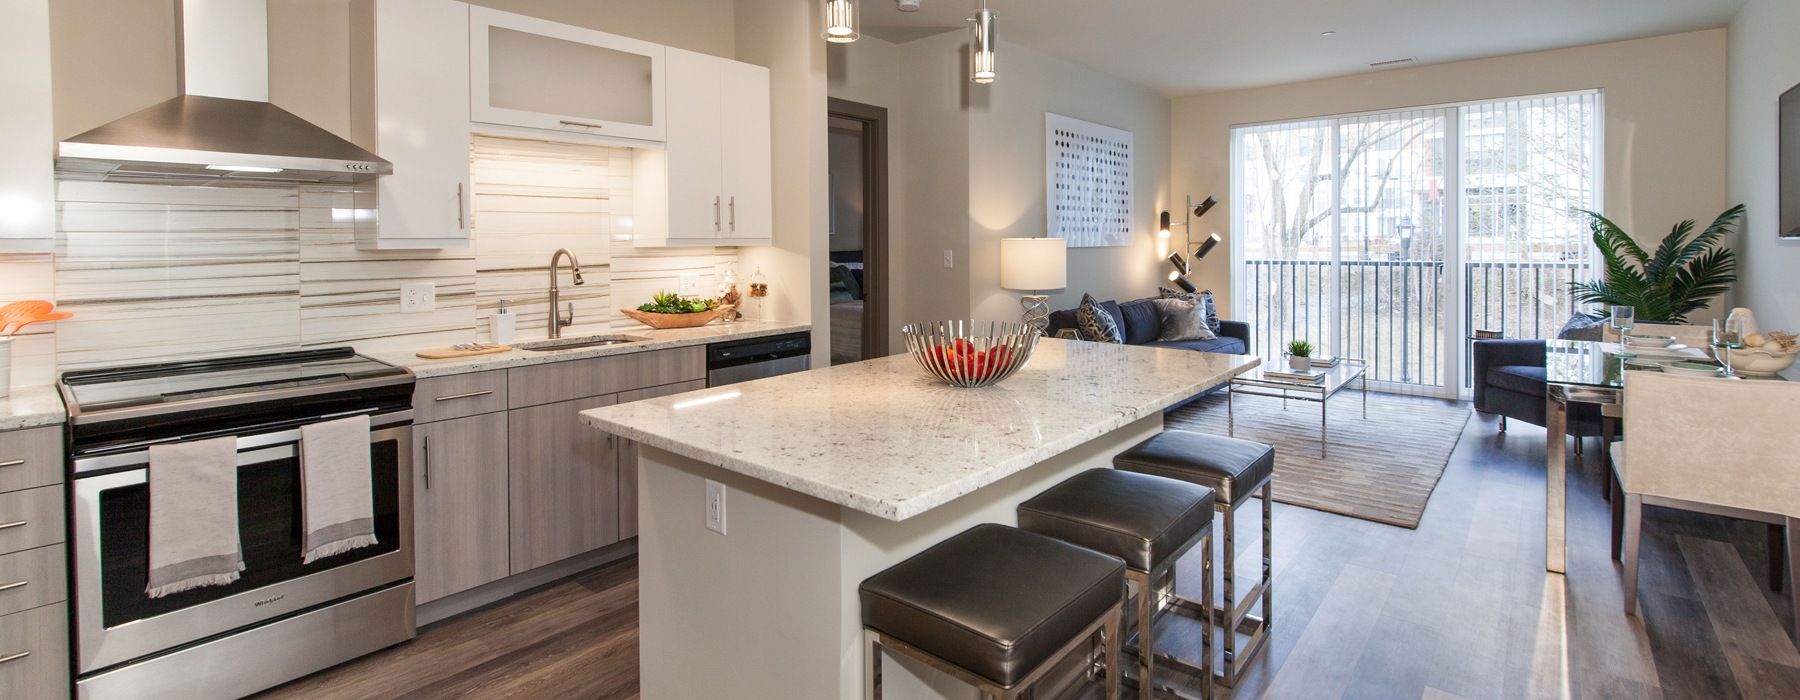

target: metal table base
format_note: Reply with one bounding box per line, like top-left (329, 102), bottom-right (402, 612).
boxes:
top-left (1228, 363), bottom-right (1368, 458)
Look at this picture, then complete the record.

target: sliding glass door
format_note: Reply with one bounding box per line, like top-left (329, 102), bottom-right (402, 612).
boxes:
top-left (1232, 92), bottom-right (1601, 398)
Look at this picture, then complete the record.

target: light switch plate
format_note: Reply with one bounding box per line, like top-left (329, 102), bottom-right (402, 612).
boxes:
top-left (705, 479), bottom-right (728, 535)
top-left (400, 282), bottom-right (435, 314)
top-left (680, 272), bottom-right (700, 295)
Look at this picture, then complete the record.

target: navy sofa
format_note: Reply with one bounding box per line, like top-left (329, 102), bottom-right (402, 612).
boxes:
top-left (1045, 297), bottom-right (1252, 399)
top-left (1471, 339), bottom-right (1605, 438)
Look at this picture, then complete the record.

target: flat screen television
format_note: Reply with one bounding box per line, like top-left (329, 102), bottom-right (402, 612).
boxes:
top-left (1783, 82), bottom-right (1800, 238)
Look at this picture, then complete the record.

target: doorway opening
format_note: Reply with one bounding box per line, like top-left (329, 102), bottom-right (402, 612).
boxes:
top-left (827, 98), bottom-right (890, 365)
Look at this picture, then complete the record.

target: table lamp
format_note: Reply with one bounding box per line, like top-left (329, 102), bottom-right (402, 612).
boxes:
top-left (1000, 237), bottom-right (1067, 335)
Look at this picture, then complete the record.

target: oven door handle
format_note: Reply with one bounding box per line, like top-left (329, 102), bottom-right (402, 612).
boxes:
top-left (74, 416), bottom-right (411, 475)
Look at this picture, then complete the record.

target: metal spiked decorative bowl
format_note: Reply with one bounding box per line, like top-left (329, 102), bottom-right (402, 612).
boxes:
top-left (901, 320), bottom-right (1039, 388)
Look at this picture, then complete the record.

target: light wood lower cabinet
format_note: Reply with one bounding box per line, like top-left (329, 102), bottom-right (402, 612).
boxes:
top-left (508, 394), bottom-right (622, 573)
top-left (413, 412), bottom-right (512, 604)
top-left (615, 379), bottom-right (708, 540)
top-left (0, 603), bottom-right (67, 700)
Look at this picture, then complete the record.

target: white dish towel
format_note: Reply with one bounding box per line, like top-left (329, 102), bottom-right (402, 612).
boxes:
top-left (300, 415), bottom-right (379, 564)
top-left (147, 436), bottom-right (244, 598)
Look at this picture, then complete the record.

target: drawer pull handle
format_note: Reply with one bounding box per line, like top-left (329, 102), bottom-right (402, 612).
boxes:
top-left (0, 460), bottom-right (22, 468)
top-left (0, 521), bottom-right (26, 531)
top-left (0, 581), bottom-right (25, 592)
top-left (0, 651), bottom-right (27, 665)
top-left (559, 120), bottom-right (605, 130)
top-left (434, 391), bottom-right (494, 402)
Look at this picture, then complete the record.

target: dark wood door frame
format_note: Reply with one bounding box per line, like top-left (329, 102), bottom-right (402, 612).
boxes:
top-left (828, 97), bottom-right (890, 358)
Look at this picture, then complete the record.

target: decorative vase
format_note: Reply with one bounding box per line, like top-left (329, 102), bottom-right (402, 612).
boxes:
top-left (1288, 354), bottom-right (1310, 371)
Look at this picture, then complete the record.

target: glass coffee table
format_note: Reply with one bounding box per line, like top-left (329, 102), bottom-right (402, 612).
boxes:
top-left (1228, 359), bottom-right (1368, 457)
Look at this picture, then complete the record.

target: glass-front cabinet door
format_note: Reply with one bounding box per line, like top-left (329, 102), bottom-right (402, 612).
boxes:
top-left (469, 7), bottom-right (666, 142)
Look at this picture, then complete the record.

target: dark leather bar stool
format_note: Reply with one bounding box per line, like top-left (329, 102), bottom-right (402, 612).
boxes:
top-left (860, 523), bottom-right (1126, 700)
top-left (1018, 468), bottom-right (1217, 700)
top-left (1115, 431), bottom-right (1274, 687)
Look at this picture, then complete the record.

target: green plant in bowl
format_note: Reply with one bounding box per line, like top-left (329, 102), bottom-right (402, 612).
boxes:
top-left (637, 290), bottom-right (718, 315)
top-left (1286, 339), bottom-right (1314, 358)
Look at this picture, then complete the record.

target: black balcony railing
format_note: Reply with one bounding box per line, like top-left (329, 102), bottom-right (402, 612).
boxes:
top-left (1241, 258), bottom-right (1587, 389)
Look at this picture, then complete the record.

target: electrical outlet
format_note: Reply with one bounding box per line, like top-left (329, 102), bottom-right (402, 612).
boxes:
top-left (705, 479), bottom-right (728, 535)
top-left (400, 282), bottom-right (436, 314)
top-left (943, 249), bottom-right (954, 268)
top-left (680, 272), bottom-right (700, 295)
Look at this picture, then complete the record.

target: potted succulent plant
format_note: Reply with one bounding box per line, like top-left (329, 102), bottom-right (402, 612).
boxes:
top-left (1286, 339), bottom-right (1315, 371)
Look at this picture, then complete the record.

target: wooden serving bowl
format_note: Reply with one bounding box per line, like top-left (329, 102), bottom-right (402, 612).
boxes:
top-left (621, 305), bottom-right (733, 329)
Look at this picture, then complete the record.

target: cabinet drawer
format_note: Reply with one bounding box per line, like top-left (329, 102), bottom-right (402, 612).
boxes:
top-left (0, 603), bottom-right (69, 700)
top-left (0, 487), bottom-right (61, 556)
top-left (415, 371), bottom-right (509, 423)
top-left (0, 428), bottom-right (60, 495)
top-left (508, 347), bottom-right (705, 409)
top-left (0, 546), bottom-right (63, 617)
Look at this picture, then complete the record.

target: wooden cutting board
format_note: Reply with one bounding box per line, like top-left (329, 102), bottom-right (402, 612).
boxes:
top-left (415, 344), bottom-right (513, 360)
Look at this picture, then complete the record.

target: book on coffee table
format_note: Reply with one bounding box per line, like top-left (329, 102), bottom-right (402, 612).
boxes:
top-left (1309, 356), bottom-right (1341, 368)
top-left (1263, 368), bottom-right (1328, 383)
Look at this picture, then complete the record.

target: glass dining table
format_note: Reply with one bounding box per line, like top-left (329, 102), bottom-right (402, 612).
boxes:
top-left (1542, 339), bottom-right (1632, 574)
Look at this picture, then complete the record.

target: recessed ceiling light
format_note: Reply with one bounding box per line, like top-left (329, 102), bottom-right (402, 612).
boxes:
top-left (1321, 31), bottom-right (1337, 36)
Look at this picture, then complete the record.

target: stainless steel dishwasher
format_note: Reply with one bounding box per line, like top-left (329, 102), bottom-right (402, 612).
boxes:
top-left (707, 332), bottom-right (812, 386)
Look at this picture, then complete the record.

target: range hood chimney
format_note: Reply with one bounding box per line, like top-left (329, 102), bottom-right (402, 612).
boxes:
top-left (57, 0), bottom-right (391, 185)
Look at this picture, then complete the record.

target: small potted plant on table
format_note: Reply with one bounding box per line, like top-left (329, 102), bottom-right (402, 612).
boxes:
top-left (1286, 339), bottom-right (1315, 371)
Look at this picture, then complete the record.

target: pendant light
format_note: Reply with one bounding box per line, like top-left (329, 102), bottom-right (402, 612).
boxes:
top-left (823, 0), bottom-right (859, 43)
top-left (969, 0), bottom-right (996, 83)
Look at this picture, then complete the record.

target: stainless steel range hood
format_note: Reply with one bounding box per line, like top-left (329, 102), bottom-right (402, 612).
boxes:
top-left (56, 0), bottom-right (390, 185)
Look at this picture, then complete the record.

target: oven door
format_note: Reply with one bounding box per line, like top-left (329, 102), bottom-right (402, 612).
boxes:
top-left (72, 416), bottom-right (414, 675)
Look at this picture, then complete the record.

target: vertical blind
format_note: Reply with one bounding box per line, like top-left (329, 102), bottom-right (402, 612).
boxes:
top-left (1231, 91), bottom-right (1602, 399)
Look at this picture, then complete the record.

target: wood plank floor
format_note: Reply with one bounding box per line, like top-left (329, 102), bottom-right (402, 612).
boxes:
top-left (258, 405), bottom-right (1798, 699)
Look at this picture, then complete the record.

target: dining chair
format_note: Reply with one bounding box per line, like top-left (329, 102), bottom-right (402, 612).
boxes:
top-left (1612, 372), bottom-right (1800, 645)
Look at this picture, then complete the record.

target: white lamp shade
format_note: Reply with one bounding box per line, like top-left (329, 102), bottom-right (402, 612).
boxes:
top-left (1000, 237), bottom-right (1067, 291)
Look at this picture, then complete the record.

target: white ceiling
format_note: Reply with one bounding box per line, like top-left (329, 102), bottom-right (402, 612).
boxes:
top-left (859, 0), bottom-right (1748, 96)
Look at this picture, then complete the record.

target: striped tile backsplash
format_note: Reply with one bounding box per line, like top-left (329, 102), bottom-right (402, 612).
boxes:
top-left (0, 133), bottom-right (741, 386)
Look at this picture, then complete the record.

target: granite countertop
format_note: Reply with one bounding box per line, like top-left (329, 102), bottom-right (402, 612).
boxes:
top-left (371, 320), bottom-right (812, 378)
top-left (0, 385), bottom-right (67, 431)
top-left (581, 338), bottom-right (1261, 521)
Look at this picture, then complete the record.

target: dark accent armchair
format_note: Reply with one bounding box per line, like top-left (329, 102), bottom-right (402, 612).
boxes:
top-left (1472, 339), bottom-right (1604, 438)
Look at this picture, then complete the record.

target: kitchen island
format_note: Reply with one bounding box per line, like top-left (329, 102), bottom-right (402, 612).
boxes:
top-left (581, 338), bottom-right (1259, 699)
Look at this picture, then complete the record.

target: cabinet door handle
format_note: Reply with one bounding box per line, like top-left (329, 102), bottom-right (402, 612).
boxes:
top-left (422, 435), bottom-right (432, 490)
top-left (0, 651), bottom-right (27, 665)
top-left (0, 581), bottom-right (26, 593)
top-left (0, 521), bottom-right (25, 531)
top-left (0, 459), bottom-right (22, 468)
top-left (714, 196), bottom-right (722, 231)
top-left (559, 120), bottom-right (605, 130)
top-left (456, 183), bottom-right (466, 230)
top-left (434, 390), bottom-right (493, 402)
top-left (729, 196), bottom-right (736, 232)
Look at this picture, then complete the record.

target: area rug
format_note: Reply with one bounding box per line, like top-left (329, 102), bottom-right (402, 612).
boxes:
top-left (1164, 391), bottom-right (1470, 529)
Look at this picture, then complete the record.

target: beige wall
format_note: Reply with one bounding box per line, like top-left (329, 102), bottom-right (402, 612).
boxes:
top-left (969, 40), bottom-right (1172, 324)
top-left (49, 0), bottom-right (736, 143)
top-left (828, 34), bottom-right (1173, 347)
top-left (827, 31), bottom-right (972, 353)
top-left (1172, 29), bottom-right (1730, 320)
top-left (734, 0), bottom-right (829, 367)
top-left (1729, 0), bottom-right (1800, 332)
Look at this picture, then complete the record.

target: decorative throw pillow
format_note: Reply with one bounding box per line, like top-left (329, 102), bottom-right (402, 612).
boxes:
top-left (1075, 293), bottom-right (1123, 343)
top-left (1159, 287), bottom-right (1220, 333)
top-left (1557, 312), bottom-right (1607, 342)
top-left (1151, 298), bottom-right (1218, 342)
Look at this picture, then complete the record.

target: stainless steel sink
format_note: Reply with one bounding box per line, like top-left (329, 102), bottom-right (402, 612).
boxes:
top-left (514, 334), bottom-right (650, 352)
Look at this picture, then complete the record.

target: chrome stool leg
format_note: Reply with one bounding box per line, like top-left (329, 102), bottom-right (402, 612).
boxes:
top-left (1211, 481), bottom-right (1272, 687)
top-left (1120, 532), bottom-right (1215, 700)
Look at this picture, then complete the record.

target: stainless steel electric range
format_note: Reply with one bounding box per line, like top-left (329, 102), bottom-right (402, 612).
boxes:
top-left (58, 348), bottom-right (417, 699)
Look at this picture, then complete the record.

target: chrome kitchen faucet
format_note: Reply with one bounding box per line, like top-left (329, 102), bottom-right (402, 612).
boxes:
top-left (548, 248), bottom-right (584, 338)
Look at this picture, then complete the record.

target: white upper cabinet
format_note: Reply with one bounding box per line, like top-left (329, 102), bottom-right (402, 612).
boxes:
top-left (470, 7), bottom-right (666, 143)
top-left (0, 0), bottom-right (55, 253)
top-left (637, 49), bottom-right (771, 247)
top-left (369, 0), bottom-right (472, 250)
